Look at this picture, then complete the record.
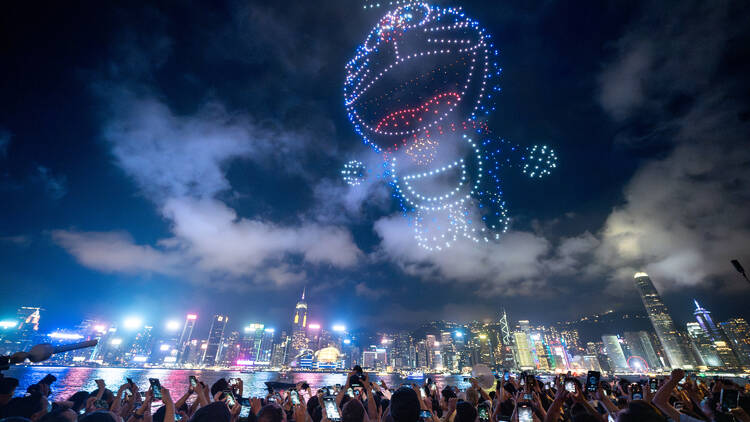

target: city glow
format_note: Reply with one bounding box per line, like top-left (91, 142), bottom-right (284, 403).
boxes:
top-left (308, 323), bottom-right (321, 330)
top-left (332, 324), bottom-right (347, 332)
top-left (245, 323), bottom-right (264, 332)
top-left (264, 328), bottom-right (275, 333)
top-left (343, 339), bottom-right (351, 344)
top-left (159, 344), bottom-right (171, 351)
top-left (166, 320), bottom-right (181, 331)
top-left (133, 356), bottom-right (148, 362)
top-left (123, 317), bottom-right (143, 329)
top-left (110, 338), bottom-right (122, 345)
top-left (454, 331), bottom-right (463, 337)
top-left (93, 324), bottom-right (107, 333)
top-left (0, 320), bottom-right (18, 329)
top-left (48, 332), bottom-right (84, 340)
top-left (186, 314), bottom-right (197, 320)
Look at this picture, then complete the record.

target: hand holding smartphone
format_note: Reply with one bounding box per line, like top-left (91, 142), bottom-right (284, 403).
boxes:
top-left (149, 378), bottom-right (162, 400)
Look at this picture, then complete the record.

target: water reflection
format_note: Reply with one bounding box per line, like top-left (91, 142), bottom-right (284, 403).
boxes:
top-left (2, 367), bottom-right (471, 401)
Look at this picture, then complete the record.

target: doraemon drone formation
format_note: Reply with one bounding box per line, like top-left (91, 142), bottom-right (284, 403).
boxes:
top-left (343, 2), bottom-right (556, 251)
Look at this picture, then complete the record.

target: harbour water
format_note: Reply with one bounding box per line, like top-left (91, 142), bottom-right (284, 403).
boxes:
top-left (2, 366), bottom-right (471, 401)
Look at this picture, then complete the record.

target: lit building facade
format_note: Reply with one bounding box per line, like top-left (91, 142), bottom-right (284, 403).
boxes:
top-left (202, 314), bottom-right (228, 366)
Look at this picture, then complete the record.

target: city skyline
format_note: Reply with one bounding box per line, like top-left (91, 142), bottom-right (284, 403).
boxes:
top-left (2, 272), bottom-right (749, 374)
top-left (2, 0), bottom-right (750, 330)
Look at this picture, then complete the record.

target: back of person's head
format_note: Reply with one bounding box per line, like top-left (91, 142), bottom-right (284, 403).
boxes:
top-left (190, 401), bottom-right (231, 422)
top-left (0, 377), bottom-right (19, 395)
top-left (441, 386), bottom-right (456, 401)
top-left (257, 404), bottom-right (284, 422)
top-left (211, 378), bottom-right (229, 397)
top-left (80, 411), bottom-right (118, 422)
top-left (342, 398), bottom-right (365, 422)
top-left (67, 391), bottom-right (90, 412)
top-left (617, 400), bottom-right (667, 422)
top-left (1, 394), bottom-right (44, 419)
top-left (454, 402), bottom-right (477, 422)
top-left (390, 387), bottom-right (420, 422)
top-left (40, 408), bottom-right (76, 422)
top-left (465, 388), bottom-right (479, 407)
top-left (153, 405), bottom-right (167, 422)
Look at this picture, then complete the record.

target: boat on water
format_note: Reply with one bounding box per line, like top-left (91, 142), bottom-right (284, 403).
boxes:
top-left (405, 370), bottom-right (424, 380)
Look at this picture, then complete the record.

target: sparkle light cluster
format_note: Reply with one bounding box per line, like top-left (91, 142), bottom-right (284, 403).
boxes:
top-left (522, 144), bottom-right (557, 178)
top-left (341, 160), bottom-right (367, 186)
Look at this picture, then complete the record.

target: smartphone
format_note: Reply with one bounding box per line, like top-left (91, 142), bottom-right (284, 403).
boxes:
top-left (149, 378), bottom-right (162, 400)
top-left (649, 378), bottom-right (658, 393)
top-left (419, 410), bottom-right (433, 420)
top-left (526, 375), bottom-right (535, 388)
top-left (240, 405), bottom-right (251, 418)
top-left (291, 390), bottom-right (300, 405)
top-left (189, 375), bottom-right (198, 388)
top-left (564, 379), bottom-right (575, 393)
top-left (523, 393), bottom-right (532, 400)
top-left (478, 403), bottom-right (490, 422)
top-left (224, 390), bottom-right (236, 407)
top-left (518, 403), bottom-right (533, 422)
top-left (267, 397), bottom-right (276, 403)
top-left (347, 388), bottom-right (354, 398)
top-left (503, 372), bottom-right (510, 381)
top-left (324, 396), bottom-right (341, 422)
top-left (630, 383), bottom-right (643, 400)
top-left (94, 399), bottom-right (109, 410)
top-left (229, 378), bottom-right (238, 387)
top-left (586, 371), bottom-right (601, 393)
top-left (720, 389), bottom-right (740, 410)
top-left (79, 408), bottom-right (86, 415)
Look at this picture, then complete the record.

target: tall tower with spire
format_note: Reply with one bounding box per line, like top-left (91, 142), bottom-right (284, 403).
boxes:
top-left (693, 300), bottom-right (740, 368)
top-left (289, 288), bottom-right (309, 362)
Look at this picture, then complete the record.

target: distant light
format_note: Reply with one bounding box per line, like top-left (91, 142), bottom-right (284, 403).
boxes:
top-left (433, 341), bottom-right (440, 347)
top-left (72, 356), bottom-right (86, 362)
top-left (0, 320), bottom-right (18, 329)
top-left (164, 356), bottom-right (177, 363)
top-left (166, 320), bottom-right (181, 331)
top-left (634, 272), bottom-right (649, 278)
top-left (332, 324), bottom-right (346, 332)
top-left (381, 338), bottom-right (390, 344)
top-left (236, 359), bottom-right (254, 366)
top-left (186, 314), bottom-right (197, 320)
top-left (344, 339), bottom-right (351, 344)
top-left (200, 343), bottom-right (208, 349)
top-left (245, 323), bottom-right (264, 332)
top-left (123, 317), bottom-right (143, 330)
top-left (133, 356), bottom-right (148, 362)
top-left (308, 324), bottom-right (321, 330)
top-left (49, 332), bottom-right (84, 340)
top-left (454, 331), bottom-right (463, 337)
top-left (159, 344), bottom-right (171, 351)
top-left (376, 348), bottom-right (386, 353)
top-left (479, 334), bottom-right (487, 339)
top-left (110, 338), bottom-right (123, 346)
top-left (264, 328), bottom-right (275, 333)
top-left (93, 325), bottom-right (107, 333)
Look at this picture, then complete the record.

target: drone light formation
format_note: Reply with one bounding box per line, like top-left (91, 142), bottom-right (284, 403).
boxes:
top-left (344, 2), bottom-right (557, 250)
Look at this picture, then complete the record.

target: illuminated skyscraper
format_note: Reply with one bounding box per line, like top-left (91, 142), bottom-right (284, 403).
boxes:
top-left (512, 331), bottom-right (534, 369)
top-left (290, 288), bottom-right (309, 360)
top-left (602, 335), bottom-right (628, 372)
top-left (720, 318), bottom-right (750, 367)
top-left (686, 322), bottom-right (722, 367)
top-left (202, 314), bottom-right (228, 366)
top-left (178, 314), bottom-right (197, 363)
top-left (623, 331), bottom-right (661, 370)
top-left (15, 307), bottom-right (42, 350)
top-left (693, 301), bottom-right (739, 368)
top-left (633, 272), bottom-right (691, 368)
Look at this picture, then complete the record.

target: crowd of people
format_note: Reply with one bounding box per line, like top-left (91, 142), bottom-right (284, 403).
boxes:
top-left (0, 367), bottom-right (749, 422)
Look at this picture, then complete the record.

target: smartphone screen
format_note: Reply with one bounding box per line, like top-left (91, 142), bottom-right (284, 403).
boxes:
top-left (291, 390), bottom-right (300, 405)
top-left (224, 391), bottom-right (236, 407)
top-left (189, 376), bottom-right (198, 388)
top-left (518, 405), bottom-right (532, 422)
top-left (631, 383), bottom-right (643, 400)
top-left (419, 410), bottom-right (432, 420)
top-left (478, 404), bottom-right (489, 422)
top-left (503, 372), bottom-right (509, 381)
top-left (240, 405), bottom-right (251, 418)
top-left (149, 378), bottom-right (162, 400)
top-left (324, 396), bottom-right (341, 421)
top-left (564, 379), bottom-right (575, 393)
top-left (586, 371), bottom-right (600, 393)
top-left (720, 389), bottom-right (739, 410)
top-left (649, 378), bottom-right (657, 393)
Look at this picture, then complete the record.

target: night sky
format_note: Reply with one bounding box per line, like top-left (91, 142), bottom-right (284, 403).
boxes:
top-left (1, 0), bottom-right (749, 334)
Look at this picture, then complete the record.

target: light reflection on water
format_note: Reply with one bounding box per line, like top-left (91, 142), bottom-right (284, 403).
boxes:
top-left (3, 367), bottom-right (470, 401)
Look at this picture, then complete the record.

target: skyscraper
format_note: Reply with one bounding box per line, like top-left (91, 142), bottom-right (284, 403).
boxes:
top-left (633, 272), bottom-right (692, 368)
top-left (602, 335), bottom-right (628, 372)
top-left (693, 301), bottom-right (739, 368)
top-left (623, 331), bottom-right (661, 370)
top-left (15, 307), bottom-right (42, 351)
top-left (686, 322), bottom-right (722, 367)
top-left (178, 314), bottom-right (197, 363)
top-left (720, 318), bottom-right (750, 367)
top-left (512, 331), bottom-right (534, 370)
top-left (290, 288), bottom-right (309, 360)
top-left (202, 314), bottom-right (228, 366)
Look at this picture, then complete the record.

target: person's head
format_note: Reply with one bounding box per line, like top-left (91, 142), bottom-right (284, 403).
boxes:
top-left (616, 400), bottom-right (667, 422)
top-left (465, 388), bottom-right (479, 407)
top-left (189, 401), bottom-right (231, 422)
top-left (67, 391), bottom-right (90, 412)
top-left (79, 410), bottom-right (119, 422)
top-left (454, 402), bottom-right (477, 422)
top-left (441, 386), bottom-right (456, 402)
top-left (257, 403), bottom-right (286, 422)
top-left (1, 393), bottom-right (46, 419)
top-left (40, 407), bottom-right (77, 422)
top-left (211, 379), bottom-right (229, 398)
top-left (153, 406), bottom-right (167, 422)
top-left (343, 397), bottom-right (366, 422)
top-left (0, 377), bottom-right (19, 396)
top-left (390, 387), bottom-right (420, 422)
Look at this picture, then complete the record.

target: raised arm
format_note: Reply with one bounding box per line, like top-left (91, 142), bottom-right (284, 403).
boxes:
top-left (653, 368), bottom-right (684, 422)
